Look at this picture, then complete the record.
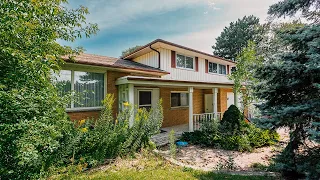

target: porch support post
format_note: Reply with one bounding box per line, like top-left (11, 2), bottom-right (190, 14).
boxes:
top-left (188, 87), bottom-right (194, 132)
top-left (128, 83), bottom-right (134, 127)
top-left (234, 89), bottom-right (238, 108)
top-left (212, 88), bottom-right (218, 119)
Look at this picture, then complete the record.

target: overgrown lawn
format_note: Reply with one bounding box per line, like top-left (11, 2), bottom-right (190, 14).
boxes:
top-left (52, 151), bottom-right (277, 180)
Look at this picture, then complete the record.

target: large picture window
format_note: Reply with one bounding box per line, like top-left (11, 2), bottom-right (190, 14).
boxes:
top-left (176, 54), bottom-right (194, 70)
top-left (171, 92), bottom-right (189, 107)
top-left (53, 70), bottom-right (105, 109)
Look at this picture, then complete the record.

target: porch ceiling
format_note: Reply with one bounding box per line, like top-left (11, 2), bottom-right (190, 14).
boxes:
top-left (116, 76), bottom-right (234, 89)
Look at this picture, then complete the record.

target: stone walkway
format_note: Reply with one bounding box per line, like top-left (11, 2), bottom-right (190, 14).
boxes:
top-left (151, 124), bottom-right (188, 146)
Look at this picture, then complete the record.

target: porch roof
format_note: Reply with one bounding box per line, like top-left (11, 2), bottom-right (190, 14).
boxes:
top-left (116, 76), bottom-right (234, 88)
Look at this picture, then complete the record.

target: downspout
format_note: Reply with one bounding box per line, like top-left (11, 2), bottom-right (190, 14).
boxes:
top-left (149, 45), bottom-right (161, 69)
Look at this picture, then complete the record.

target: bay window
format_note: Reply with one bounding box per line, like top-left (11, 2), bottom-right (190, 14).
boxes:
top-left (53, 70), bottom-right (105, 110)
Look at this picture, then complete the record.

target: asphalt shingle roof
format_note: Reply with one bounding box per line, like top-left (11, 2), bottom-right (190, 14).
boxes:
top-left (63, 53), bottom-right (168, 74)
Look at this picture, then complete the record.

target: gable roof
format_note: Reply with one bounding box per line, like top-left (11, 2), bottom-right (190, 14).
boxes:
top-left (122, 39), bottom-right (235, 64)
top-left (62, 53), bottom-right (169, 75)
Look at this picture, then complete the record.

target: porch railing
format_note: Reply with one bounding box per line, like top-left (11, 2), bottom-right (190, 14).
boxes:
top-left (193, 112), bottom-right (223, 131)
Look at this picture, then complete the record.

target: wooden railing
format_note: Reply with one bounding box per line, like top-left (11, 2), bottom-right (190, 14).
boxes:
top-left (193, 112), bottom-right (223, 131)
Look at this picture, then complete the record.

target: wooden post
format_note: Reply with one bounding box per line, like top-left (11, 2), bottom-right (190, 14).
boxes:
top-left (212, 88), bottom-right (218, 119)
top-left (128, 84), bottom-right (134, 127)
top-left (188, 87), bottom-right (194, 132)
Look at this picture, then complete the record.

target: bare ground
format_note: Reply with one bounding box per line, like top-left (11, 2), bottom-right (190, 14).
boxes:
top-left (158, 128), bottom-right (290, 171)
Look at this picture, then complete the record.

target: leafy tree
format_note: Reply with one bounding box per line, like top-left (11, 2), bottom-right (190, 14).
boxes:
top-left (0, 0), bottom-right (98, 179)
top-left (255, 0), bottom-right (320, 178)
top-left (229, 41), bottom-right (262, 114)
top-left (121, 45), bottom-right (142, 57)
top-left (212, 15), bottom-right (266, 61)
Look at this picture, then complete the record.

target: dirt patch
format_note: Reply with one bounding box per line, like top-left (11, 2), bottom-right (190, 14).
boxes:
top-left (158, 128), bottom-right (289, 171)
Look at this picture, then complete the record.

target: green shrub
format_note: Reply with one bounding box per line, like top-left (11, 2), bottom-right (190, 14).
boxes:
top-left (64, 94), bottom-right (164, 169)
top-left (169, 130), bottom-right (177, 157)
top-left (220, 105), bottom-right (243, 135)
top-left (181, 106), bottom-right (279, 152)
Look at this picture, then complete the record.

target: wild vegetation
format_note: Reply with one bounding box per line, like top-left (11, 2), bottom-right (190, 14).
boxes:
top-left (52, 151), bottom-right (276, 180)
top-left (181, 105), bottom-right (279, 152)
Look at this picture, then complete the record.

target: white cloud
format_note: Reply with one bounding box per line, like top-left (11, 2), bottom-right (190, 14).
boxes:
top-left (84, 0), bottom-right (209, 30)
top-left (167, 0), bottom-right (279, 54)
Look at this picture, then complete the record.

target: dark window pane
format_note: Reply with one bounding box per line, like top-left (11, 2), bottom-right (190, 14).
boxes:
top-left (185, 57), bottom-right (194, 69)
top-left (176, 54), bottom-right (185, 68)
top-left (74, 71), bottom-right (104, 108)
top-left (139, 91), bottom-right (152, 105)
top-left (209, 62), bottom-right (217, 73)
top-left (219, 64), bottom-right (226, 74)
top-left (171, 93), bottom-right (189, 107)
top-left (52, 70), bottom-right (72, 108)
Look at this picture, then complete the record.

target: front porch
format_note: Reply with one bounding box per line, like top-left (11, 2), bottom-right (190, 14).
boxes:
top-left (116, 76), bottom-right (238, 133)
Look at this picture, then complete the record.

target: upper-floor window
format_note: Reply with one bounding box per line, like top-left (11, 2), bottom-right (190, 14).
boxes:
top-left (208, 62), bottom-right (227, 75)
top-left (219, 64), bottom-right (226, 75)
top-left (52, 70), bottom-right (105, 110)
top-left (176, 54), bottom-right (194, 70)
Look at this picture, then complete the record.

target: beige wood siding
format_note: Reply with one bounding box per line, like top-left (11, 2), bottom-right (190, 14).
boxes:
top-left (159, 48), bottom-right (232, 83)
top-left (133, 50), bottom-right (159, 68)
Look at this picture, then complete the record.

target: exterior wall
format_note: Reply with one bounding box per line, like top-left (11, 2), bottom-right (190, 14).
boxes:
top-left (67, 111), bottom-right (100, 121)
top-left (133, 50), bottom-right (159, 68)
top-left (160, 87), bottom-right (204, 127)
top-left (132, 48), bottom-right (234, 83)
top-left (219, 88), bottom-right (233, 113)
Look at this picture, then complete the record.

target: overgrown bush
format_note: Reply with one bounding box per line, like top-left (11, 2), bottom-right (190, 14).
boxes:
top-left (60, 94), bottom-right (164, 170)
top-left (181, 105), bottom-right (279, 152)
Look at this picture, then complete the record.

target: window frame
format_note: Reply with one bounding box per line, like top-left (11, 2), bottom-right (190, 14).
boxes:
top-left (170, 91), bottom-right (189, 108)
top-left (137, 89), bottom-right (152, 110)
top-left (208, 61), bottom-right (228, 75)
top-left (54, 69), bottom-right (106, 112)
top-left (176, 53), bottom-right (195, 71)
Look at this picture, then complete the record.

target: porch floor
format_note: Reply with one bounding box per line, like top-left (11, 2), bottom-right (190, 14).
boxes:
top-left (151, 124), bottom-right (188, 146)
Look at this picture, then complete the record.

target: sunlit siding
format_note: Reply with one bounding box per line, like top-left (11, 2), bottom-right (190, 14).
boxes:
top-left (133, 50), bottom-right (159, 68)
top-left (159, 48), bottom-right (232, 83)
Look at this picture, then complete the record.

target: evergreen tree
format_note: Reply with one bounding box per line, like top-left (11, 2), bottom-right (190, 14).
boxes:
top-left (255, 0), bottom-right (320, 178)
top-left (212, 15), bottom-right (265, 61)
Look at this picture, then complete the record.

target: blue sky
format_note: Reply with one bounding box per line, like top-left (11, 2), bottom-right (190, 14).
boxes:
top-left (65, 0), bottom-right (278, 57)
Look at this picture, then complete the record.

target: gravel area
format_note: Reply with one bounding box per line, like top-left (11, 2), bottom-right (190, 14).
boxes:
top-left (158, 128), bottom-right (289, 171)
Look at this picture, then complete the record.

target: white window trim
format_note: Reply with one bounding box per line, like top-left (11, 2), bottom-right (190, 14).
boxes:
top-left (176, 53), bottom-right (195, 71)
top-left (208, 61), bottom-right (227, 76)
top-left (61, 69), bottom-right (106, 112)
top-left (170, 91), bottom-right (189, 108)
top-left (137, 89), bottom-right (152, 109)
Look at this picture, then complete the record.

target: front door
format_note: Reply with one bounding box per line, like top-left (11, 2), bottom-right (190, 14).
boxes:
top-left (227, 92), bottom-right (234, 108)
top-left (204, 94), bottom-right (213, 113)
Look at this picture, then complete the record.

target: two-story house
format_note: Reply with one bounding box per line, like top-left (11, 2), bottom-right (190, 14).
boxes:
top-left (56, 39), bottom-right (239, 132)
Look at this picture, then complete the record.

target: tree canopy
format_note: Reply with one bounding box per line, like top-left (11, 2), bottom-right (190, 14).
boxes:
top-left (212, 15), bottom-right (265, 61)
top-left (121, 45), bottom-right (142, 57)
top-left (0, 0), bottom-right (98, 179)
